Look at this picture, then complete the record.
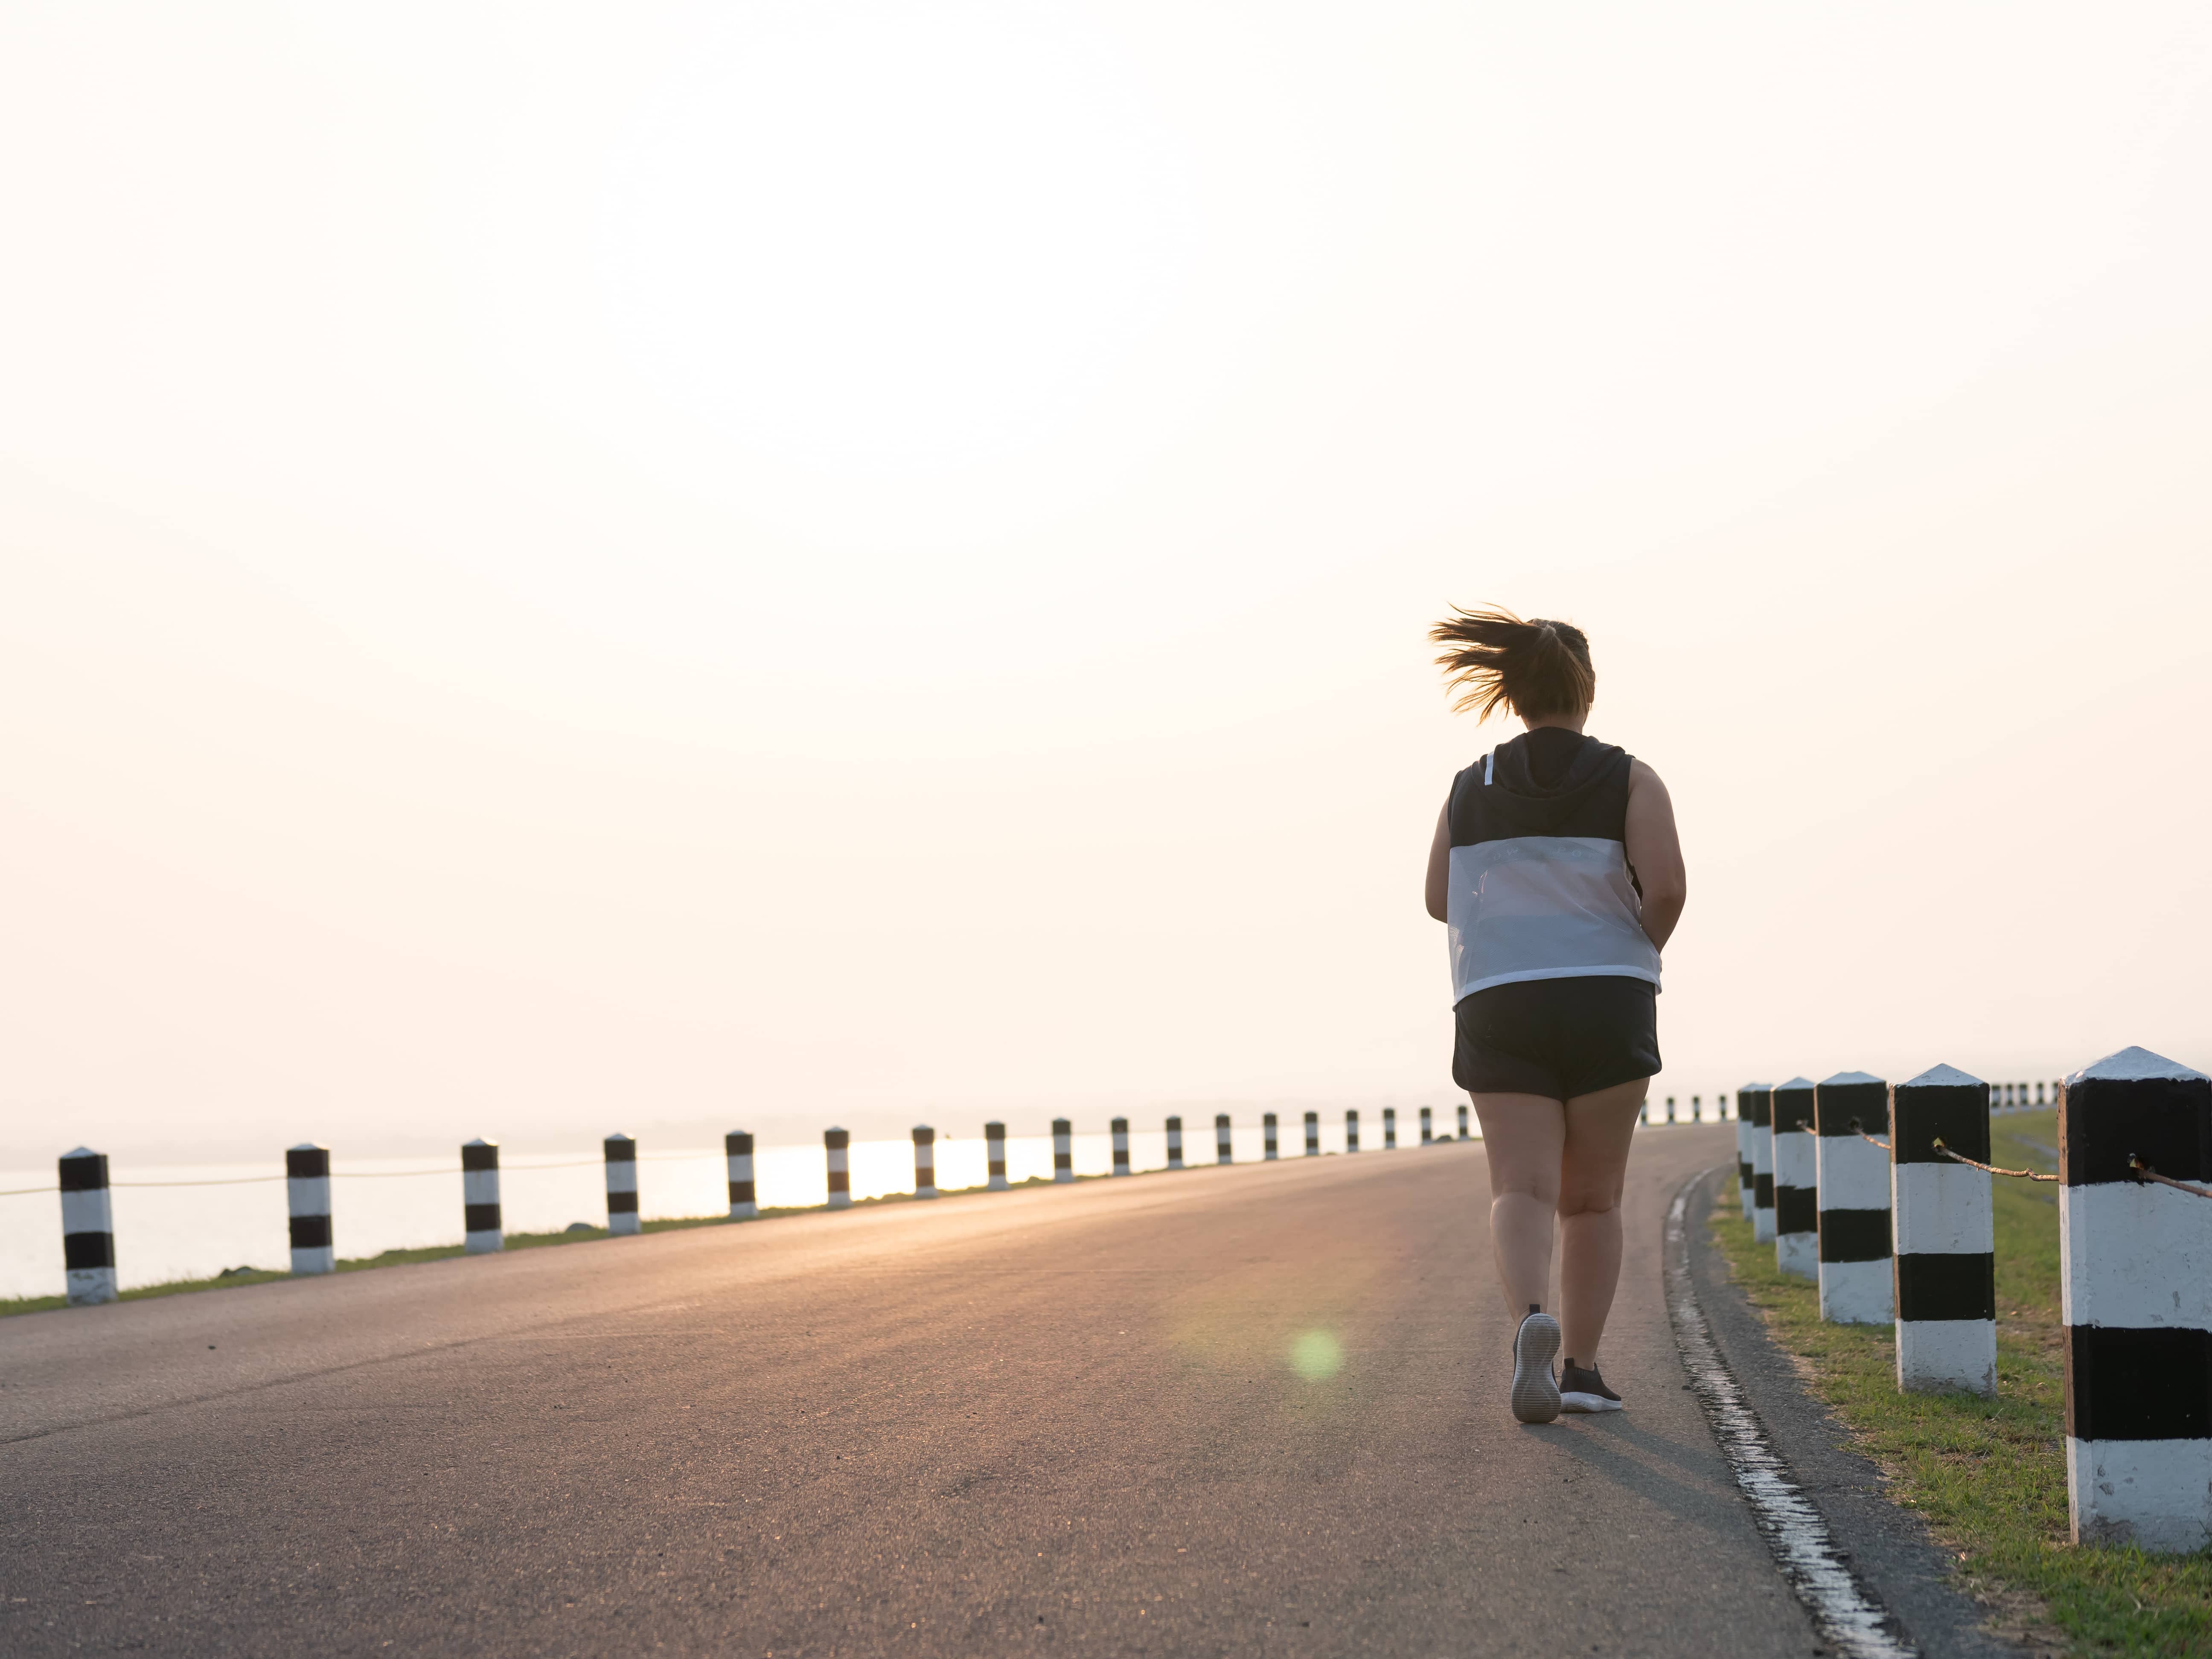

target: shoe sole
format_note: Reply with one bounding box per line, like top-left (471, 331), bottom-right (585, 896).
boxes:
top-left (1559, 1391), bottom-right (1624, 1414)
top-left (1511, 1315), bottom-right (1562, 1423)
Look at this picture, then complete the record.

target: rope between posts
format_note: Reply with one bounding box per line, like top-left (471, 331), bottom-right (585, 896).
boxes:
top-left (2131, 1157), bottom-right (2212, 1200)
top-left (1846, 1121), bottom-right (1890, 1152)
top-left (1930, 1138), bottom-right (2057, 1182)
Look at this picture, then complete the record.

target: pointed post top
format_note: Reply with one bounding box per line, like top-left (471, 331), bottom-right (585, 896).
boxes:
top-left (1900, 1062), bottom-right (1984, 1089)
top-left (2070, 1046), bottom-right (2208, 1084)
top-left (1817, 1071), bottom-right (1884, 1089)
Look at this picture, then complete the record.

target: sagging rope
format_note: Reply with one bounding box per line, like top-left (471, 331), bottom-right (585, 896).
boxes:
top-left (1845, 1118), bottom-right (2057, 1182)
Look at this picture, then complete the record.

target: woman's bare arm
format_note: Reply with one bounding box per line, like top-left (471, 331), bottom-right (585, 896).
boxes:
top-left (1425, 801), bottom-right (1451, 922)
top-left (1623, 758), bottom-right (1686, 951)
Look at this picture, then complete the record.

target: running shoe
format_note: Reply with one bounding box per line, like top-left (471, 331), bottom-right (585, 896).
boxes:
top-left (1510, 1305), bottom-right (1562, 1423)
top-left (1559, 1359), bottom-right (1623, 1414)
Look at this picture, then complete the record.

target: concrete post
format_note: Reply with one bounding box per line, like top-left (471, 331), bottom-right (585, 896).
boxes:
top-left (1053, 1119), bottom-right (1074, 1182)
top-left (1263, 1113), bottom-right (1278, 1160)
top-left (1457, 1104), bottom-right (1470, 1140)
top-left (462, 1139), bottom-right (502, 1252)
top-left (1813, 1072), bottom-right (1891, 1324)
top-left (1345, 1109), bottom-right (1359, 1153)
top-left (1304, 1111), bottom-right (1319, 1157)
top-left (286, 1144), bottom-right (335, 1275)
top-left (1165, 1116), bottom-right (1183, 1171)
top-left (1742, 1085), bottom-right (1775, 1242)
top-left (1383, 1107), bottom-right (1397, 1150)
top-left (1734, 1101), bottom-right (1755, 1221)
top-left (58, 1147), bottom-right (117, 1305)
top-left (1215, 1114), bottom-right (1233, 1166)
top-left (1890, 1064), bottom-right (1994, 1395)
top-left (727, 1131), bottom-right (758, 1217)
top-left (824, 1128), bottom-right (852, 1209)
top-left (2061, 1046), bottom-right (2212, 1552)
top-left (1773, 1078), bottom-right (1818, 1280)
top-left (1111, 1117), bottom-right (1131, 1176)
top-left (985, 1122), bottom-right (1009, 1191)
top-left (604, 1134), bottom-right (640, 1235)
top-left (1420, 1107), bottom-right (1433, 1145)
top-left (912, 1126), bottom-right (937, 1198)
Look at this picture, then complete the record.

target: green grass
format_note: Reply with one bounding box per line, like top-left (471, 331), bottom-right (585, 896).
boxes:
top-left (1709, 1108), bottom-right (2212, 1655)
top-left (0, 1173), bottom-right (1086, 1321)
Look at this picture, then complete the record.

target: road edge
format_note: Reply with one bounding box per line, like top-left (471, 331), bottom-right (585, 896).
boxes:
top-left (1668, 1163), bottom-right (2031, 1659)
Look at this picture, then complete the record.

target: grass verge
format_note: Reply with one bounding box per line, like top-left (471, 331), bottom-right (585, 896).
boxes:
top-left (0, 1174), bottom-right (1089, 1321)
top-left (1708, 1107), bottom-right (2212, 1655)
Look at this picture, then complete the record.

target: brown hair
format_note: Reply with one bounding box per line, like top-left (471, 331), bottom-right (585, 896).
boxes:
top-left (1429, 605), bottom-right (1595, 722)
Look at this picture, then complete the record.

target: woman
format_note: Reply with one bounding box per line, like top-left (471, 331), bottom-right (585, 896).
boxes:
top-left (1423, 607), bottom-right (1686, 1424)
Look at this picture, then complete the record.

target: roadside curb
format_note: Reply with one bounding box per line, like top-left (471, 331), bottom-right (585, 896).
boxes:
top-left (1668, 1164), bottom-right (2024, 1659)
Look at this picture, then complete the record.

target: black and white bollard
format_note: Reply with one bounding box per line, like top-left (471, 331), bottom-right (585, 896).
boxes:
top-left (1345, 1110), bottom-right (1359, 1153)
top-left (463, 1139), bottom-right (503, 1253)
top-left (913, 1126), bottom-right (938, 1198)
top-left (1216, 1114), bottom-right (1233, 1166)
top-left (986, 1121), bottom-right (1010, 1190)
top-left (1666, 1095), bottom-right (1679, 1125)
top-left (58, 1147), bottom-right (117, 1306)
top-left (1304, 1111), bottom-right (1319, 1157)
top-left (1420, 1107), bottom-right (1433, 1145)
top-left (1384, 1107), bottom-right (1397, 1150)
top-left (1263, 1112), bottom-right (1278, 1160)
top-left (825, 1127), bottom-right (852, 1209)
top-left (1812, 1072), bottom-right (1891, 1324)
top-left (1165, 1116), bottom-right (1184, 1171)
top-left (1720, 1092), bottom-right (1733, 1121)
top-left (1733, 1097), bottom-right (1755, 1221)
top-left (727, 1131), bottom-right (758, 1218)
top-left (2060, 1047), bottom-right (2212, 1552)
top-left (1890, 1064), bottom-right (1995, 1396)
top-left (1112, 1117), bottom-right (1131, 1176)
top-left (286, 1143), bottom-right (334, 1275)
top-left (1742, 1084), bottom-right (1775, 1243)
top-left (1054, 1118), bottom-right (1075, 1182)
top-left (1692, 1095), bottom-right (1703, 1124)
top-left (605, 1133), bottom-right (641, 1235)
top-left (1772, 1078), bottom-right (1818, 1280)
top-left (1457, 1103), bottom-right (1470, 1140)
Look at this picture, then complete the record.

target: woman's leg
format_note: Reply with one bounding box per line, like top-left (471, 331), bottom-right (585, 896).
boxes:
top-left (1556, 1077), bottom-right (1649, 1365)
top-left (1468, 1093), bottom-right (1566, 1319)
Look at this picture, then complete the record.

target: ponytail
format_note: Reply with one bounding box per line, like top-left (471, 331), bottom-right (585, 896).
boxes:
top-left (1429, 605), bottom-right (1595, 722)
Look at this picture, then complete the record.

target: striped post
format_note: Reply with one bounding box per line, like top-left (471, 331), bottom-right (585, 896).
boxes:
top-left (1345, 1109), bottom-right (1359, 1153)
top-left (1457, 1103), bottom-right (1470, 1141)
top-left (824, 1128), bottom-right (852, 1209)
top-left (1111, 1117), bottom-right (1131, 1177)
top-left (2035, 1081), bottom-right (2048, 1107)
top-left (1691, 1095), bottom-right (1703, 1124)
top-left (727, 1131), bottom-right (757, 1218)
top-left (1639, 1098), bottom-right (1652, 1127)
top-left (1304, 1111), bottom-right (1319, 1157)
top-left (912, 1126), bottom-right (937, 1198)
top-left (1773, 1078), bottom-right (1818, 1280)
top-left (1813, 1072), bottom-right (1891, 1324)
top-left (1891, 1064), bottom-right (1994, 1395)
top-left (1734, 1099), bottom-right (1755, 1220)
top-left (605, 1134), bottom-right (640, 1235)
top-left (1263, 1113), bottom-right (1278, 1160)
top-left (2061, 1047), bottom-right (2212, 1552)
top-left (462, 1139), bottom-right (502, 1253)
top-left (986, 1121), bottom-right (1009, 1190)
top-left (1164, 1116), bottom-right (1183, 1171)
top-left (1383, 1108), bottom-right (1397, 1150)
top-left (58, 1147), bottom-right (117, 1306)
top-left (1720, 1092), bottom-right (1734, 1121)
top-left (1743, 1084), bottom-right (1775, 1243)
top-left (1420, 1107), bottom-right (1433, 1146)
top-left (286, 1143), bottom-right (334, 1275)
top-left (1214, 1114), bottom-right (1232, 1165)
top-left (1666, 1095), bottom-right (1679, 1125)
top-left (1054, 1118), bottom-right (1074, 1182)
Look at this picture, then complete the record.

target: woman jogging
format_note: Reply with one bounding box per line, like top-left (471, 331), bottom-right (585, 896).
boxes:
top-left (1423, 607), bottom-right (1686, 1424)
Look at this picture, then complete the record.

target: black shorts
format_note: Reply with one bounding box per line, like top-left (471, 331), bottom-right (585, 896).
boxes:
top-left (1452, 975), bottom-right (1660, 1100)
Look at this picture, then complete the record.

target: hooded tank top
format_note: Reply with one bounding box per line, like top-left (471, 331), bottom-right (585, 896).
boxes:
top-left (1444, 728), bottom-right (1662, 1004)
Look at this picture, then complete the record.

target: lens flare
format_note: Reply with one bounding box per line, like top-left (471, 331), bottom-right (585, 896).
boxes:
top-left (1289, 1330), bottom-right (1344, 1381)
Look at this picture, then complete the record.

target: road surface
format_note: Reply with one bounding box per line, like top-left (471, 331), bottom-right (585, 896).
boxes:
top-left (0, 1126), bottom-right (1821, 1656)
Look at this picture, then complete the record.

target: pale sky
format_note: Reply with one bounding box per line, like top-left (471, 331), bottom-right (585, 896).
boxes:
top-left (3, 2), bottom-right (2210, 1161)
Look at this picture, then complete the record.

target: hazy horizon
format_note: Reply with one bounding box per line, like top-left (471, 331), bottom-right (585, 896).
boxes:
top-left (4, 3), bottom-right (2209, 1169)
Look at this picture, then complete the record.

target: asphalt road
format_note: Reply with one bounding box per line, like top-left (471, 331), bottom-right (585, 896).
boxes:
top-left (0, 1126), bottom-right (1822, 1657)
